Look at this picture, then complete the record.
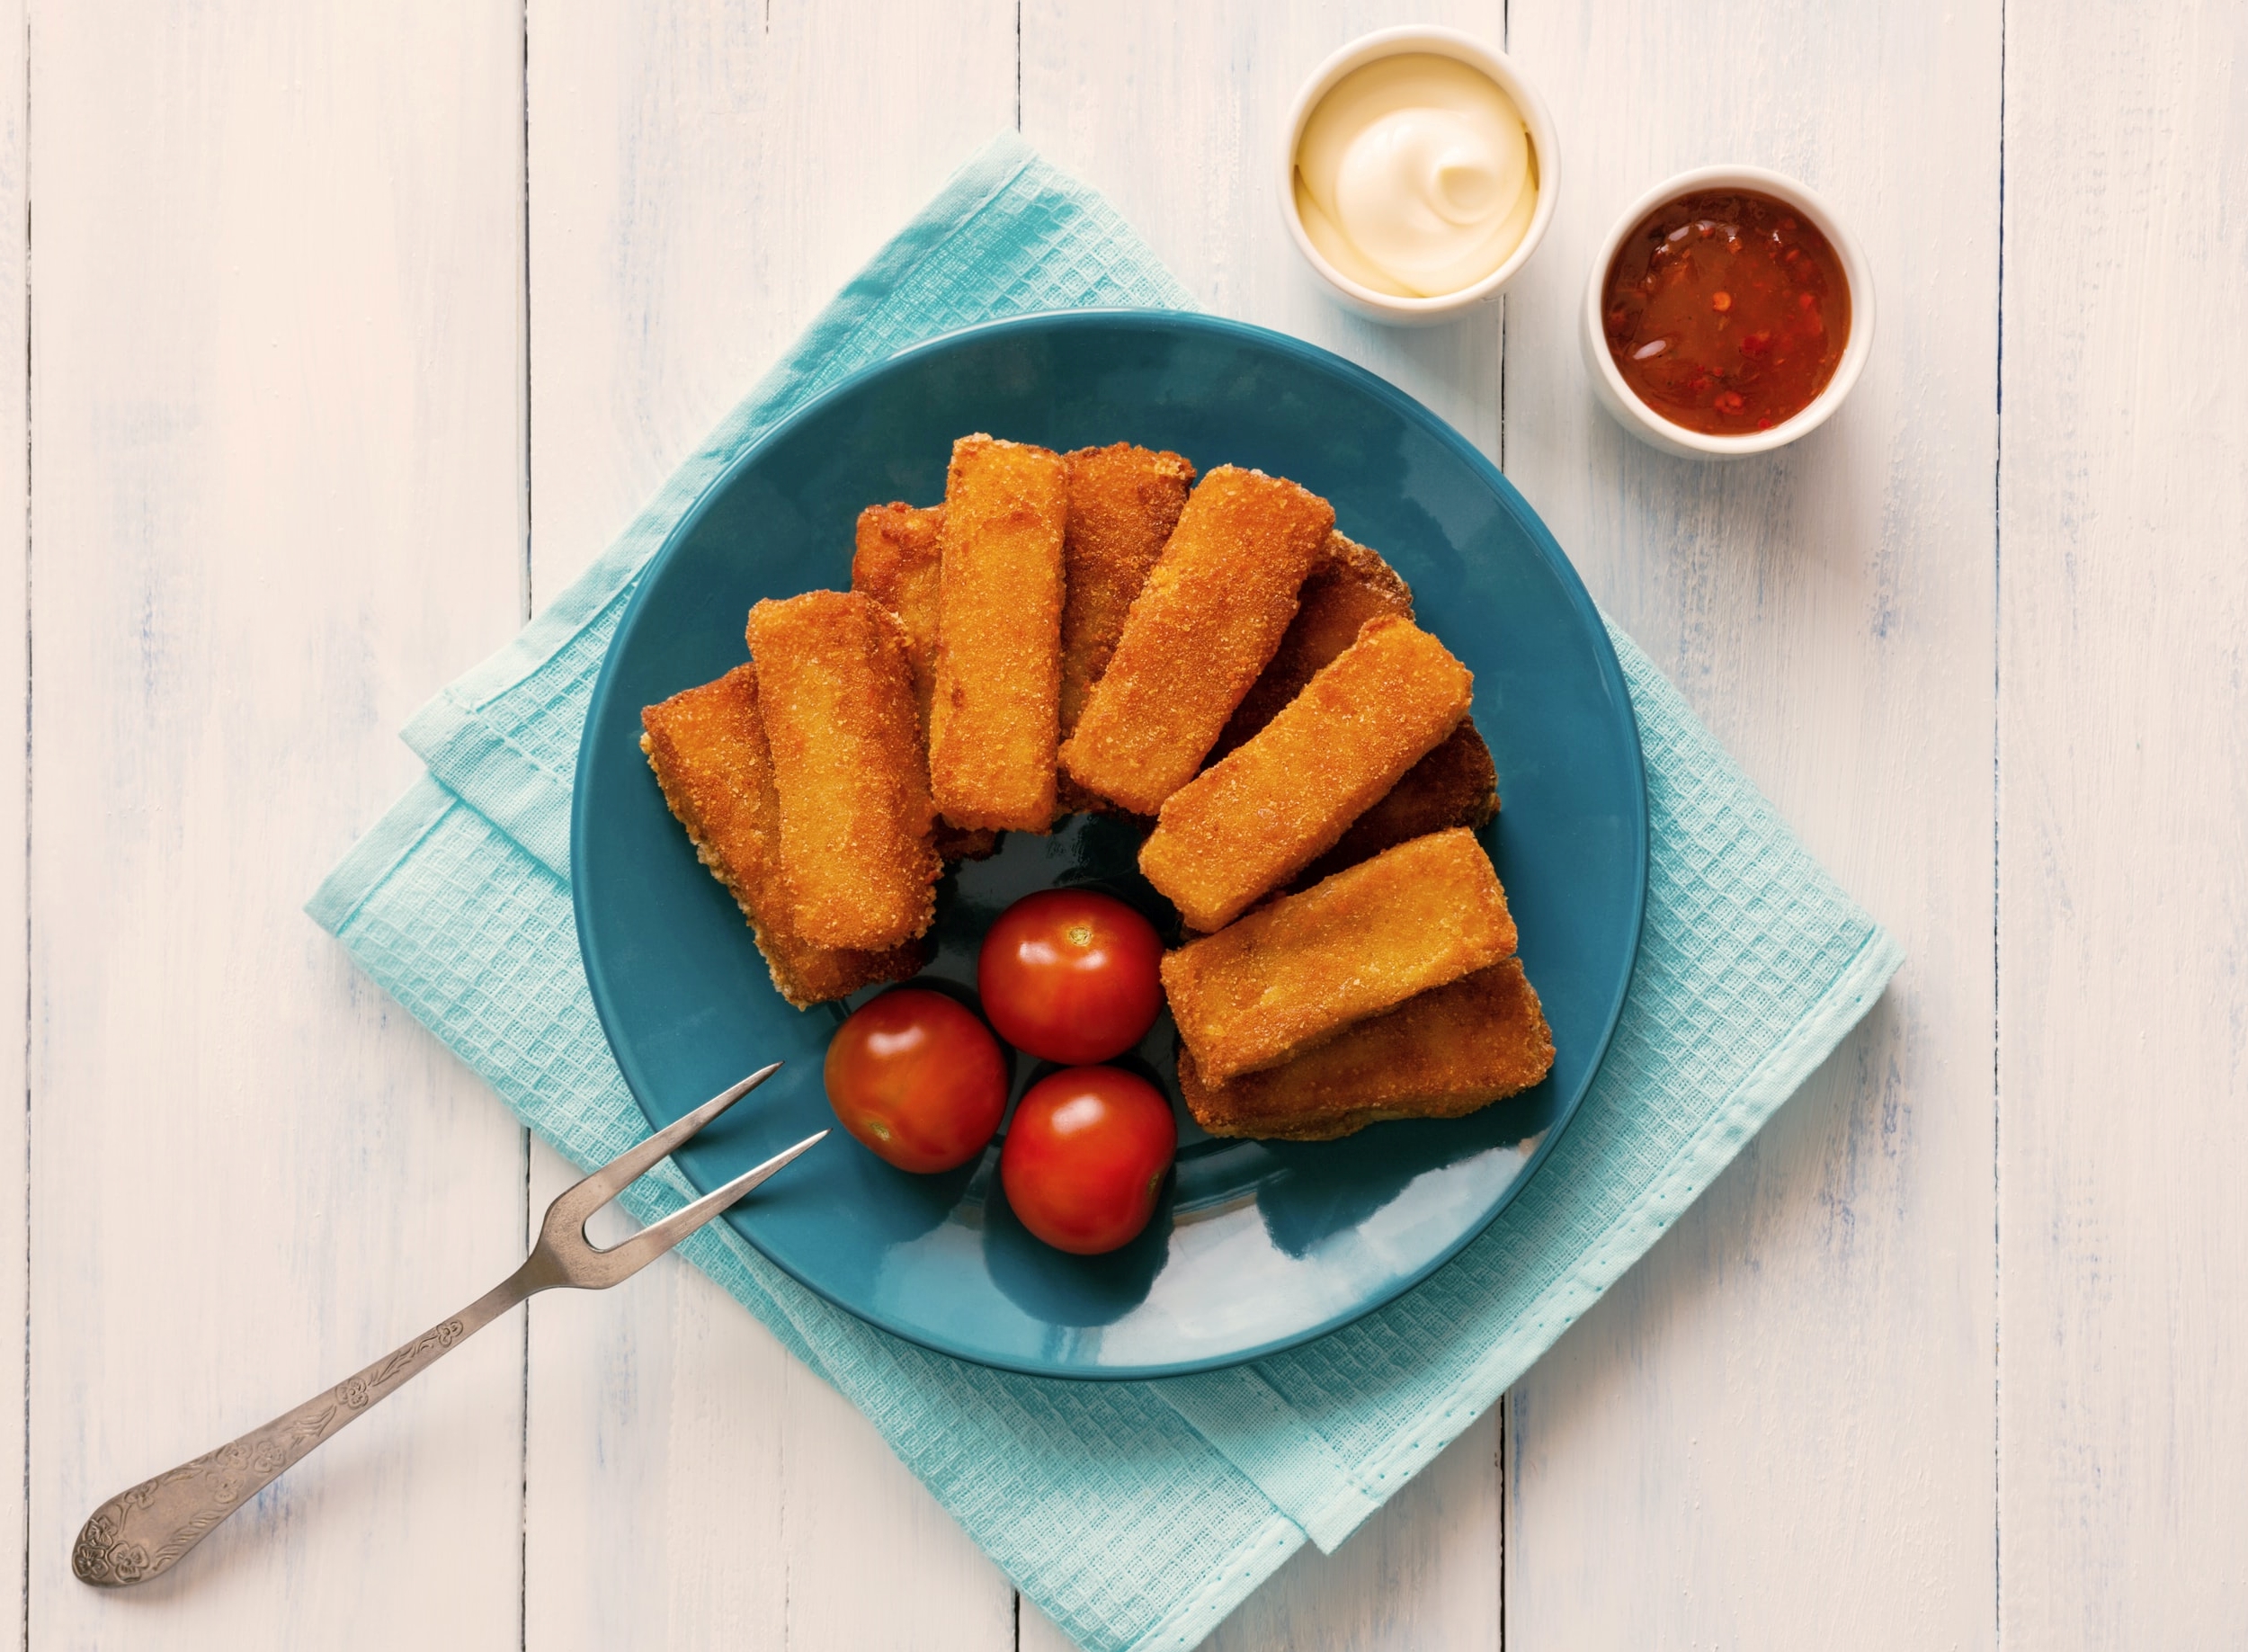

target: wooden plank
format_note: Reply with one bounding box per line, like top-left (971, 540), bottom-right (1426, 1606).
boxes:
top-left (526, 1150), bottom-right (1012, 1650)
top-left (27, 0), bottom-right (531, 1641)
top-left (1997, 1), bottom-right (2248, 1642)
top-left (518, 3), bottom-right (1020, 1645)
top-left (1208, 1411), bottom-right (1500, 1651)
top-left (1021, 1), bottom-right (1506, 460)
top-left (1017, 1414), bottom-right (1500, 1652)
top-left (1017, 4), bottom-right (1515, 1642)
top-left (0, 0), bottom-right (26, 1636)
top-left (1500, 0), bottom-right (2002, 1644)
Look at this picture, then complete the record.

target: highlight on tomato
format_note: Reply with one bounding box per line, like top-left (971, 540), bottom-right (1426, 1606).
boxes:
top-left (999, 1066), bottom-right (1177, 1255)
top-left (977, 889), bottom-right (1163, 1066)
top-left (823, 987), bottom-right (1008, 1174)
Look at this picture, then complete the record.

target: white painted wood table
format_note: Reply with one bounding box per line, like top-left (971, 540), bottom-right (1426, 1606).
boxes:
top-left (18, 0), bottom-right (2244, 1646)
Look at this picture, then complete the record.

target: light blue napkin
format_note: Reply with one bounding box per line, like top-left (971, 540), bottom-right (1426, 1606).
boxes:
top-left (310, 133), bottom-right (1900, 1652)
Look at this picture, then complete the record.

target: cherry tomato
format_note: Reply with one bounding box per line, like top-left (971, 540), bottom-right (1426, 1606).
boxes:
top-left (1000, 1067), bottom-right (1177, 1255)
top-left (977, 889), bottom-right (1163, 1065)
top-left (824, 988), bottom-right (1007, 1173)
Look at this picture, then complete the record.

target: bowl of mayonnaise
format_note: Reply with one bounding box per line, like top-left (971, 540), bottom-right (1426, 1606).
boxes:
top-left (1280, 27), bottom-right (1558, 325)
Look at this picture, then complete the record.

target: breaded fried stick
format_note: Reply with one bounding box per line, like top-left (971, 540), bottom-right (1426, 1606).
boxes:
top-left (640, 665), bottom-right (923, 1008)
top-left (1141, 614), bottom-right (1474, 932)
top-left (1058, 443), bottom-right (1197, 737)
top-left (1162, 827), bottom-right (1518, 1085)
top-left (1211, 530), bottom-right (1413, 759)
top-left (1178, 959), bottom-right (1555, 1140)
top-left (931, 435), bottom-right (1068, 832)
top-left (851, 503), bottom-right (946, 728)
top-left (1055, 442), bottom-right (1197, 817)
top-left (851, 502), bottom-right (998, 862)
top-left (1059, 467), bottom-right (1334, 816)
top-left (1210, 528), bottom-right (1498, 883)
top-left (1293, 718), bottom-right (1499, 889)
top-left (745, 590), bottom-right (940, 951)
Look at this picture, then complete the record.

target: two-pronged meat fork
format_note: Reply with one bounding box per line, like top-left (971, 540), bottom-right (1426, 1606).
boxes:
top-left (71, 1064), bottom-right (818, 1587)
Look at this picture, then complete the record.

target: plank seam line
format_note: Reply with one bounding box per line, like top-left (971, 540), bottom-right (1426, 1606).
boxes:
top-left (517, 2), bottom-right (534, 1648)
top-left (1991, 0), bottom-right (2008, 1644)
top-left (517, 1139), bottom-right (531, 1652)
top-left (1495, 4), bottom-right (1511, 1647)
top-left (1495, 1390), bottom-right (1507, 1649)
top-left (1496, 0), bottom-right (1509, 484)
top-left (519, 0), bottom-right (534, 630)
top-left (514, 0), bottom-right (532, 1645)
top-left (15, 0), bottom-right (26, 1640)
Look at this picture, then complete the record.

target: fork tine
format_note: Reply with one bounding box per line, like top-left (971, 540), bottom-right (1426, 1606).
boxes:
top-left (548, 1063), bottom-right (783, 1230)
top-left (587, 1130), bottom-right (829, 1285)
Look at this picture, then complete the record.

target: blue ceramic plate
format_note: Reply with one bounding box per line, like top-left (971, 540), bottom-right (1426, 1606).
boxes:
top-left (573, 311), bottom-right (1645, 1380)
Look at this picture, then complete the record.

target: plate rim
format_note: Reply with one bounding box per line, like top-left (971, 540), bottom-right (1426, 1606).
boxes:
top-left (571, 307), bottom-right (1648, 1379)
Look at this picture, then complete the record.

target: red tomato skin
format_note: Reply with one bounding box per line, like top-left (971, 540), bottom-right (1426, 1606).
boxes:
top-left (977, 889), bottom-right (1164, 1065)
top-left (1000, 1067), bottom-right (1178, 1255)
top-left (824, 988), bottom-right (1008, 1174)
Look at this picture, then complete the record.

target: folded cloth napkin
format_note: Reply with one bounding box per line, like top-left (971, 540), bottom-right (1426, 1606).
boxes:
top-left (310, 132), bottom-right (1901, 1651)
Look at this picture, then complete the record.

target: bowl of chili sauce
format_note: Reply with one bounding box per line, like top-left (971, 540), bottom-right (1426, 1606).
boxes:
top-left (1581, 165), bottom-right (1874, 460)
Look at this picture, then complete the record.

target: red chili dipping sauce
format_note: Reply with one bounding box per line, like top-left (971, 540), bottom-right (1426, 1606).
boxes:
top-left (1601, 189), bottom-right (1850, 435)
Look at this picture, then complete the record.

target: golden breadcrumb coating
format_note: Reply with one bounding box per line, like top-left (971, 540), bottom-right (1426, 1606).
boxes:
top-left (1058, 442), bottom-right (1196, 737)
top-left (1059, 466), bottom-right (1334, 815)
top-left (851, 501), bottom-right (1000, 862)
top-left (1207, 529), bottom-right (1497, 889)
top-left (1177, 958), bottom-right (1555, 1140)
top-left (1211, 531), bottom-right (1414, 759)
top-left (745, 591), bottom-right (941, 950)
top-left (851, 502), bottom-right (946, 725)
top-left (1054, 443), bottom-right (1197, 817)
top-left (1140, 615), bottom-right (1473, 932)
top-left (1292, 719), bottom-right (1499, 889)
top-left (1160, 827), bottom-right (1518, 1084)
top-left (639, 665), bottom-right (923, 1007)
top-left (930, 434), bottom-right (1068, 832)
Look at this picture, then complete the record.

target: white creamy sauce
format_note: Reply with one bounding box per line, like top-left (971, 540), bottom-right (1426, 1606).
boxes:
top-left (1293, 54), bottom-right (1537, 299)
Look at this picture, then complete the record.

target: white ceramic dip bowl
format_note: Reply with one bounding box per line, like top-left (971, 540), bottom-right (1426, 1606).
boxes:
top-left (1581, 164), bottom-right (1876, 460)
top-left (1278, 27), bottom-right (1560, 326)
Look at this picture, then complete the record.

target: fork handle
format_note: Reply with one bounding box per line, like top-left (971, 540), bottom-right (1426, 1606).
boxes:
top-left (71, 1268), bottom-right (535, 1587)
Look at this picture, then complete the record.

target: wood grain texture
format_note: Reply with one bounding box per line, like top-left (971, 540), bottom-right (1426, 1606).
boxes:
top-left (27, 0), bottom-right (531, 1642)
top-left (523, 0), bottom-right (1021, 596)
top-left (1207, 1409), bottom-right (1500, 1652)
top-left (519, 2), bottom-right (1019, 1644)
top-left (1021, 1), bottom-right (1505, 468)
top-left (1498, 0), bottom-right (2003, 1645)
top-left (0, 0), bottom-right (24, 1631)
top-left (1019, 5), bottom-right (1515, 1643)
top-left (1998, 1), bottom-right (2248, 1642)
top-left (1018, 1414), bottom-right (1500, 1652)
top-left (25, 3), bottom-right (2248, 1648)
top-left (524, 1149), bottom-right (1012, 1652)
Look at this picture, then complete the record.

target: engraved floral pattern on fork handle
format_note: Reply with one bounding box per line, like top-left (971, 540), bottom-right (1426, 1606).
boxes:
top-left (72, 1273), bottom-right (530, 1587)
